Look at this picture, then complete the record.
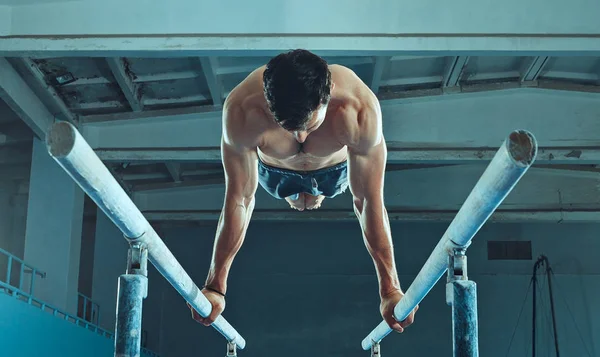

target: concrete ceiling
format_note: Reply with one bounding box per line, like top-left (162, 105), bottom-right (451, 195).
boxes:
top-left (1, 0), bottom-right (600, 221)
top-left (10, 55), bottom-right (600, 117)
top-left (2, 53), bottom-right (600, 193)
top-left (0, 0), bottom-right (73, 5)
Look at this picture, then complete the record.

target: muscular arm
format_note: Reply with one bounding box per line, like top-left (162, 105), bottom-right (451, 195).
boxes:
top-left (347, 102), bottom-right (417, 332)
top-left (347, 109), bottom-right (400, 297)
top-left (204, 104), bottom-right (259, 294)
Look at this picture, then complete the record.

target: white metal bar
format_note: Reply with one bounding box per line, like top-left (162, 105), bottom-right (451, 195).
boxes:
top-left (106, 58), bottom-right (144, 112)
top-left (46, 121), bottom-right (246, 349)
top-left (361, 130), bottom-right (537, 350)
top-left (6, 256), bottom-right (12, 284)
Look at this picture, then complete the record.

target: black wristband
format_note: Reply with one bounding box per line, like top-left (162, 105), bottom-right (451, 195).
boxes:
top-left (203, 285), bottom-right (226, 297)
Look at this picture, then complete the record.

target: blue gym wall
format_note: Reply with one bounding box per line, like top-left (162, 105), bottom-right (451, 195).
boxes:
top-left (2, 162), bottom-right (599, 357)
top-left (130, 220), bottom-right (600, 357)
top-left (0, 291), bottom-right (159, 357)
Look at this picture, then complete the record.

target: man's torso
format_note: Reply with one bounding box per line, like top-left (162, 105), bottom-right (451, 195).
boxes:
top-left (227, 64), bottom-right (377, 172)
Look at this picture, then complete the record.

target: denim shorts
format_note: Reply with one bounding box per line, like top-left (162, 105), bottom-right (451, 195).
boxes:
top-left (258, 159), bottom-right (349, 200)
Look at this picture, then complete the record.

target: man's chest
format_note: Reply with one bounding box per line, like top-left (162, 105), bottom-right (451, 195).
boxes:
top-left (261, 131), bottom-right (345, 159)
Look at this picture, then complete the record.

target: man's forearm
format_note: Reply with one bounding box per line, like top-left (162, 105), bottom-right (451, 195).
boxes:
top-left (355, 198), bottom-right (401, 297)
top-left (205, 198), bottom-right (255, 293)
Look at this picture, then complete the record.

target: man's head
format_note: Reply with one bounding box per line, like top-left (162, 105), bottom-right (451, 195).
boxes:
top-left (263, 49), bottom-right (332, 141)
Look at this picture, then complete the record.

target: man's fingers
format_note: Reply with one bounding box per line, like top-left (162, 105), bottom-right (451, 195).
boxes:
top-left (391, 322), bottom-right (404, 333)
top-left (192, 309), bottom-right (204, 323)
top-left (194, 311), bottom-right (211, 326)
top-left (400, 314), bottom-right (414, 328)
top-left (399, 305), bottom-right (419, 328)
top-left (187, 302), bottom-right (210, 325)
top-left (383, 314), bottom-right (404, 333)
top-left (205, 315), bottom-right (217, 326)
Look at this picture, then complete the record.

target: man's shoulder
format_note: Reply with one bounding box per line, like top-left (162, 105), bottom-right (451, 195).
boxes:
top-left (332, 87), bottom-right (381, 145)
top-left (222, 92), bottom-right (270, 149)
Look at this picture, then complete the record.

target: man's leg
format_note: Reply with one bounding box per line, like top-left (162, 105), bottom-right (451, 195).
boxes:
top-left (304, 194), bottom-right (325, 210)
top-left (286, 193), bottom-right (325, 211)
top-left (285, 193), bottom-right (305, 211)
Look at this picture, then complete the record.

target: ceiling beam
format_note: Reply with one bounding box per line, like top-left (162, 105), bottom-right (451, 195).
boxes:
top-left (380, 76), bottom-right (442, 87)
top-left (135, 71), bottom-right (198, 83)
top-left (520, 56), bottom-right (550, 82)
top-left (134, 174), bottom-right (224, 192)
top-left (83, 85), bottom-right (600, 165)
top-left (215, 64), bottom-right (262, 76)
top-left (122, 172), bottom-right (169, 181)
top-left (94, 147), bottom-right (600, 165)
top-left (132, 164), bottom-right (600, 222)
top-left (0, 58), bottom-right (55, 139)
top-left (327, 57), bottom-right (374, 67)
top-left (165, 163), bottom-right (182, 182)
top-left (18, 58), bottom-right (77, 124)
top-left (4, 0), bottom-right (600, 58)
top-left (106, 57), bottom-right (144, 112)
top-left (443, 56), bottom-right (469, 88)
top-left (107, 165), bottom-right (133, 195)
top-left (79, 80), bottom-right (600, 127)
top-left (466, 71), bottom-right (521, 82)
top-left (542, 70), bottom-right (598, 82)
top-left (0, 134), bottom-right (31, 147)
top-left (199, 57), bottom-right (224, 107)
top-left (144, 94), bottom-right (210, 107)
top-left (3, 37), bottom-right (600, 58)
top-left (370, 56), bottom-right (388, 94)
top-left (536, 79), bottom-right (600, 94)
top-left (141, 209), bottom-right (600, 223)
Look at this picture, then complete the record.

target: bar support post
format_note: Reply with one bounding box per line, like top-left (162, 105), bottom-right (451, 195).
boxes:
top-left (227, 341), bottom-right (237, 357)
top-left (115, 242), bottom-right (148, 357)
top-left (446, 248), bottom-right (479, 357)
top-left (371, 342), bottom-right (381, 357)
top-left (46, 121), bottom-right (246, 350)
top-left (361, 130), bottom-right (537, 350)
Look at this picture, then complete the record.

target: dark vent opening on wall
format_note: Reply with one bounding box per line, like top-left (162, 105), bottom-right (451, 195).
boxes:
top-left (487, 241), bottom-right (532, 260)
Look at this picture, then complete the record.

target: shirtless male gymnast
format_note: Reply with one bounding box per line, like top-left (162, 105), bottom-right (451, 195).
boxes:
top-left (187, 49), bottom-right (418, 333)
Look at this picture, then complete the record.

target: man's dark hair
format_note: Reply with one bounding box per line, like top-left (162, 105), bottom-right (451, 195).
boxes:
top-left (263, 49), bottom-right (332, 131)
